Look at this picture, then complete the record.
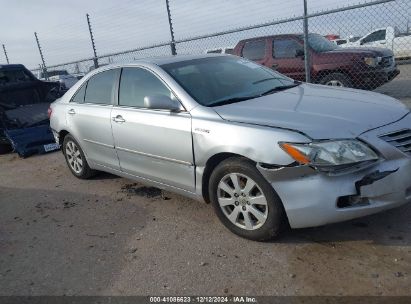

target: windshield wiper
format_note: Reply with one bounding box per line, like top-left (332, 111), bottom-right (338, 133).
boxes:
top-left (208, 81), bottom-right (301, 107)
top-left (208, 95), bottom-right (261, 107)
top-left (261, 81), bottom-right (301, 96)
top-left (252, 77), bottom-right (284, 85)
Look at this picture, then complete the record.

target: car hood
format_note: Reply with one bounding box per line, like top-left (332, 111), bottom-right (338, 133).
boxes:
top-left (212, 83), bottom-right (409, 139)
top-left (328, 47), bottom-right (393, 57)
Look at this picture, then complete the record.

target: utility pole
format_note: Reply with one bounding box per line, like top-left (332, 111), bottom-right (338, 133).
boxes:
top-left (165, 0), bottom-right (176, 55)
top-left (302, 0), bottom-right (311, 83)
top-left (86, 13), bottom-right (99, 69)
top-left (2, 44), bottom-right (9, 64)
top-left (34, 32), bottom-right (48, 79)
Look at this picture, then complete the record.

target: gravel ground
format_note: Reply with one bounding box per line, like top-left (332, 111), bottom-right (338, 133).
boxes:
top-left (0, 98), bottom-right (410, 297)
top-left (375, 63), bottom-right (411, 107)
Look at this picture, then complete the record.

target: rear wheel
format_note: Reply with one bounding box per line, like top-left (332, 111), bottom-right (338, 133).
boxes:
top-left (209, 157), bottom-right (285, 241)
top-left (319, 72), bottom-right (353, 88)
top-left (63, 134), bottom-right (95, 179)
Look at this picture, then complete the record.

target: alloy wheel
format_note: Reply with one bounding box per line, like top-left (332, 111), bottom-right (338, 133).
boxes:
top-left (65, 140), bottom-right (83, 174)
top-left (325, 80), bottom-right (344, 87)
top-left (217, 173), bottom-right (268, 230)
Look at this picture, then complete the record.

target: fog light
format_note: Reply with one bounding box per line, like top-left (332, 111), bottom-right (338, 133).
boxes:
top-left (337, 195), bottom-right (369, 208)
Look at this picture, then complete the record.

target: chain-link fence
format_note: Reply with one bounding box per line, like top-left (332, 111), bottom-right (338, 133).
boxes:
top-left (3, 0), bottom-right (410, 100)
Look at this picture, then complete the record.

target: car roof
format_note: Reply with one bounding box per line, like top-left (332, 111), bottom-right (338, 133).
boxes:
top-left (100, 53), bottom-right (230, 69)
top-left (0, 64), bottom-right (27, 71)
top-left (238, 33), bottom-right (305, 42)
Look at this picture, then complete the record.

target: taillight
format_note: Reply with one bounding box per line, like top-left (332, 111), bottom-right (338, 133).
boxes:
top-left (47, 107), bottom-right (52, 119)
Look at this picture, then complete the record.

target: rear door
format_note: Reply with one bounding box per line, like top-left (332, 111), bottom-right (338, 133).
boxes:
top-left (66, 69), bottom-right (120, 170)
top-left (111, 67), bottom-right (194, 192)
top-left (269, 37), bottom-right (306, 81)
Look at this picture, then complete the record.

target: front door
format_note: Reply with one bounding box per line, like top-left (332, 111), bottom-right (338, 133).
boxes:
top-left (111, 67), bottom-right (195, 192)
top-left (269, 37), bottom-right (306, 81)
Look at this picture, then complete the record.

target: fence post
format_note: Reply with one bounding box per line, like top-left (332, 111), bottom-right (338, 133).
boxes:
top-left (2, 44), bottom-right (9, 64)
top-left (34, 32), bottom-right (48, 79)
top-left (165, 0), bottom-right (177, 55)
top-left (86, 13), bottom-right (99, 69)
top-left (302, 0), bottom-right (311, 83)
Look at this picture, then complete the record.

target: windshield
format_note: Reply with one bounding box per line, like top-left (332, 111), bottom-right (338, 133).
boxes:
top-left (308, 33), bottom-right (339, 52)
top-left (161, 56), bottom-right (294, 106)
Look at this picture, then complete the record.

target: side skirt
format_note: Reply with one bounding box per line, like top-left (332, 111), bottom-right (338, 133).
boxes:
top-left (91, 162), bottom-right (205, 203)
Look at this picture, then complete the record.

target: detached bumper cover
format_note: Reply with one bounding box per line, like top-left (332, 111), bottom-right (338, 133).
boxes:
top-left (5, 125), bottom-right (59, 158)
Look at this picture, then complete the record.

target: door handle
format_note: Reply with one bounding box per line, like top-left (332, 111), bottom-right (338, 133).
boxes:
top-left (68, 109), bottom-right (76, 115)
top-left (112, 115), bottom-right (126, 123)
top-left (272, 63), bottom-right (279, 69)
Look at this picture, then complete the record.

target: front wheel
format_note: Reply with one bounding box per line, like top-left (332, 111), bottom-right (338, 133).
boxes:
top-left (319, 72), bottom-right (353, 88)
top-left (209, 157), bottom-right (285, 241)
top-left (63, 134), bottom-right (95, 179)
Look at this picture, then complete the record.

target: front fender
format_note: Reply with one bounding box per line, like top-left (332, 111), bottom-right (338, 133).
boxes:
top-left (192, 116), bottom-right (311, 167)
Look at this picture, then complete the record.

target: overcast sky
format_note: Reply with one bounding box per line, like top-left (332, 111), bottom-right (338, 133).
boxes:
top-left (0, 0), bottom-right (409, 70)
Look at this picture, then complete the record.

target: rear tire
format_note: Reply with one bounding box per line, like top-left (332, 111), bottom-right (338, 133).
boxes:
top-left (63, 134), bottom-right (95, 179)
top-left (209, 157), bottom-right (285, 241)
top-left (319, 72), bottom-right (353, 88)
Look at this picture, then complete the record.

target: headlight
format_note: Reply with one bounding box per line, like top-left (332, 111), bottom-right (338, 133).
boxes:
top-left (364, 56), bottom-right (381, 67)
top-left (279, 140), bottom-right (379, 168)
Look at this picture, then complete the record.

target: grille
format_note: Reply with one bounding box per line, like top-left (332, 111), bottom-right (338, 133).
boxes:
top-left (380, 129), bottom-right (411, 156)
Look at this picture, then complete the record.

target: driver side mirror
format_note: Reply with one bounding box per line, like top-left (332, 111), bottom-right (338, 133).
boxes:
top-left (144, 95), bottom-right (182, 112)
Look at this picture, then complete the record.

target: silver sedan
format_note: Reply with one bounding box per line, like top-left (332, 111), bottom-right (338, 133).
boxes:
top-left (50, 54), bottom-right (411, 241)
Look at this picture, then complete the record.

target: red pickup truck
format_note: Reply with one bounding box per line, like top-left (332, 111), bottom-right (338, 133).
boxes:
top-left (233, 33), bottom-right (400, 89)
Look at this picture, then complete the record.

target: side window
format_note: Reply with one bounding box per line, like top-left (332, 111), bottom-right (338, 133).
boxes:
top-left (362, 30), bottom-right (386, 44)
top-left (242, 40), bottom-right (266, 61)
top-left (84, 69), bottom-right (117, 104)
top-left (119, 67), bottom-right (172, 108)
top-left (273, 39), bottom-right (303, 58)
top-left (71, 83), bottom-right (87, 103)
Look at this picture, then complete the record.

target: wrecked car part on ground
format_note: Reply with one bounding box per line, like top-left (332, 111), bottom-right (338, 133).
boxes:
top-left (0, 64), bottom-right (61, 156)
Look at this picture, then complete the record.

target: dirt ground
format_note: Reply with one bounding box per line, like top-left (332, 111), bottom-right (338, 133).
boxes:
top-left (1, 102), bottom-right (411, 297)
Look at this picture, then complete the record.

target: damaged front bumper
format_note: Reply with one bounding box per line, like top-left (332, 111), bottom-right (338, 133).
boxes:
top-left (258, 114), bottom-right (411, 229)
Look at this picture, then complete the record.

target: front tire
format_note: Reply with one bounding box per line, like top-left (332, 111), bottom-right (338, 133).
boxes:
top-left (209, 157), bottom-right (285, 241)
top-left (63, 134), bottom-right (95, 179)
top-left (319, 72), bottom-right (353, 88)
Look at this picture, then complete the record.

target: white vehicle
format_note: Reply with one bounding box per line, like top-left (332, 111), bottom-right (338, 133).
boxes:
top-left (205, 47), bottom-right (234, 54)
top-left (37, 70), bottom-right (79, 90)
top-left (343, 27), bottom-right (411, 60)
top-left (331, 38), bottom-right (348, 45)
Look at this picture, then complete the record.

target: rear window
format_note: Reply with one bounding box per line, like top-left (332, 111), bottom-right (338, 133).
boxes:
top-left (242, 40), bottom-right (266, 61)
top-left (84, 69), bottom-right (118, 104)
